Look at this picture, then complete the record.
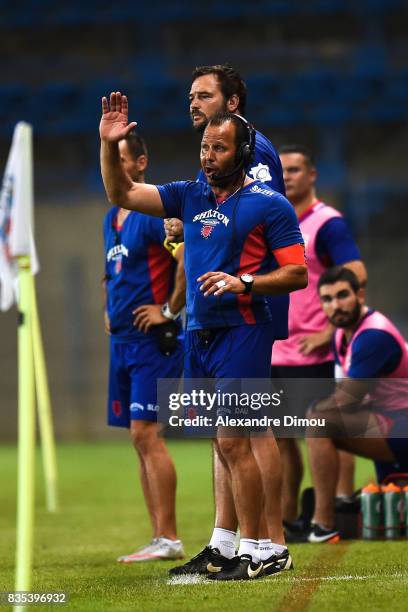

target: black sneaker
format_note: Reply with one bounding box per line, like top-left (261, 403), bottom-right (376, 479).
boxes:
top-left (169, 546), bottom-right (233, 576)
top-left (283, 520), bottom-right (309, 543)
top-left (208, 554), bottom-right (263, 581)
top-left (308, 523), bottom-right (340, 543)
top-left (263, 549), bottom-right (294, 577)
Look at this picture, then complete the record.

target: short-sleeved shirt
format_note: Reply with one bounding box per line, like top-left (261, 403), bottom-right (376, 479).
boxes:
top-left (197, 128), bottom-right (289, 338)
top-left (315, 217), bottom-right (361, 266)
top-left (157, 180), bottom-right (303, 331)
top-left (104, 207), bottom-right (174, 341)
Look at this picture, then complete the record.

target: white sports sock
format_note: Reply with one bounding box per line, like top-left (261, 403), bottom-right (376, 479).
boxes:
top-left (272, 543), bottom-right (288, 555)
top-left (257, 538), bottom-right (274, 561)
top-left (238, 538), bottom-right (259, 562)
top-left (159, 537), bottom-right (181, 544)
top-left (209, 528), bottom-right (236, 559)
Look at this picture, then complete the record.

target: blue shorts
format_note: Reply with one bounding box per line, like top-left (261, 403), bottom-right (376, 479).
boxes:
top-left (185, 323), bottom-right (274, 379)
top-left (108, 335), bottom-right (183, 428)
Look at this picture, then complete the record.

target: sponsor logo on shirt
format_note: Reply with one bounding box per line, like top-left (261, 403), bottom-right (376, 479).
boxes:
top-left (250, 184), bottom-right (275, 197)
top-left (193, 209), bottom-right (230, 226)
top-left (107, 244), bottom-right (129, 262)
top-left (193, 208), bottom-right (230, 239)
top-left (249, 163), bottom-right (272, 183)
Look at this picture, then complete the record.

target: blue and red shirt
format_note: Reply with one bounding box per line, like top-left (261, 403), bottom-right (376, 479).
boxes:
top-left (157, 180), bottom-right (303, 331)
top-left (104, 207), bottom-right (174, 341)
top-left (198, 128), bottom-right (288, 338)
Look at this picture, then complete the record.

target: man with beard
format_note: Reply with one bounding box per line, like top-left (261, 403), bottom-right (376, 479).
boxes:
top-left (271, 145), bottom-right (367, 541)
top-left (166, 65), bottom-right (294, 576)
top-left (305, 266), bottom-right (408, 542)
top-left (100, 92), bottom-right (307, 579)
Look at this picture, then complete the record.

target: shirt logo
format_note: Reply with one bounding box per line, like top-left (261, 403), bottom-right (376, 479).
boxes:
top-left (107, 244), bottom-right (129, 262)
top-left (250, 184), bottom-right (274, 197)
top-left (249, 163), bottom-right (272, 183)
top-left (201, 224), bottom-right (214, 239)
top-left (193, 209), bottom-right (230, 226)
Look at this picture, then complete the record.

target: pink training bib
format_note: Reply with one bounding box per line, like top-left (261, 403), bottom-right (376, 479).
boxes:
top-left (273, 202), bottom-right (341, 366)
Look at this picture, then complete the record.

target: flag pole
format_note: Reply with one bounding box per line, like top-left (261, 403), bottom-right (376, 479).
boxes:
top-left (14, 255), bottom-right (36, 610)
top-left (31, 276), bottom-right (59, 512)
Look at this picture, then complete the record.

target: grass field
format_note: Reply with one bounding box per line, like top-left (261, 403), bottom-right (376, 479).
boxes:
top-left (0, 441), bottom-right (407, 611)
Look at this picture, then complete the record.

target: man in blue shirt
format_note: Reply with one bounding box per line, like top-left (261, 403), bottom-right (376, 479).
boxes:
top-left (165, 65), bottom-right (295, 575)
top-left (100, 92), bottom-right (307, 580)
top-left (104, 131), bottom-right (185, 563)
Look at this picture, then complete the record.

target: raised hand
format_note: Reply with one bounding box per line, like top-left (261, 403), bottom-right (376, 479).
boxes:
top-left (100, 92), bottom-right (137, 142)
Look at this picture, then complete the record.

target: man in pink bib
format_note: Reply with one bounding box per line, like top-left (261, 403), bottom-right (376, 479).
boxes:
top-left (306, 266), bottom-right (408, 542)
top-left (271, 146), bottom-right (367, 538)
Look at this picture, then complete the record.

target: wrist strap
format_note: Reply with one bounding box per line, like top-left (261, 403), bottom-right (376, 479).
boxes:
top-left (161, 302), bottom-right (179, 320)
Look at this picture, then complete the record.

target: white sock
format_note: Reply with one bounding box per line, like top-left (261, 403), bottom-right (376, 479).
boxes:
top-left (272, 543), bottom-right (288, 555)
top-left (238, 538), bottom-right (259, 562)
top-left (257, 538), bottom-right (274, 561)
top-left (209, 528), bottom-right (236, 559)
top-left (160, 537), bottom-right (180, 544)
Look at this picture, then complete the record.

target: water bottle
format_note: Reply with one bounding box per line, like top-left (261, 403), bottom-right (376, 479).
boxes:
top-left (382, 483), bottom-right (402, 540)
top-left (403, 485), bottom-right (408, 537)
top-left (361, 483), bottom-right (382, 540)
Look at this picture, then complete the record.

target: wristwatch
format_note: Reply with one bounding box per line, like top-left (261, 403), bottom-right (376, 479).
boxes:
top-left (240, 273), bottom-right (254, 294)
top-left (161, 302), bottom-right (179, 320)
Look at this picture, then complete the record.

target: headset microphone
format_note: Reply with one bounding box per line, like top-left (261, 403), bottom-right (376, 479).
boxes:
top-left (211, 158), bottom-right (245, 182)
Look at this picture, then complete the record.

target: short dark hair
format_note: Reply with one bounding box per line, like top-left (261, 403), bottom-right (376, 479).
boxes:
top-left (206, 112), bottom-right (249, 151)
top-left (318, 266), bottom-right (361, 293)
top-left (192, 64), bottom-right (247, 115)
top-left (124, 130), bottom-right (148, 161)
top-left (278, 144), bottom-right (315, 167)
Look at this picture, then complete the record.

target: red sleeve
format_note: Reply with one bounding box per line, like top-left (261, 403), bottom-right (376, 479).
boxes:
top-left (272, 243), bottom-right (305, 266)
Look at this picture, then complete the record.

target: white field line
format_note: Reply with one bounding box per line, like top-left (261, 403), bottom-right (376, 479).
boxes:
top-left (167, 572), bottom-right (406, 586)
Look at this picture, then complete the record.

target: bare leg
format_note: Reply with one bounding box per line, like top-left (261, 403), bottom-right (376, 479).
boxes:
top-left (336, 450), bottom-right (355, 497)
top-left (307, 431), bottom-right (396, 529)
top-left (307, 437), bottom-right (339, 529)
top-left (130, 420), bottom-right (178, 539)
top-left (277, 438), bottom-right (303, 523)
top-left (217, 435), bottom-right (262, 539)
top-left (137, 451), bottom-right (158, 536)
top-left (251, 433), bottom-right (285, 544)
top-left (213, 441), bottom-right (238, 531)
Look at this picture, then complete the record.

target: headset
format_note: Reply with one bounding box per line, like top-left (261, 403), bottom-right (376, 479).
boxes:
top-left (212, 114), bottom-right (256, 181)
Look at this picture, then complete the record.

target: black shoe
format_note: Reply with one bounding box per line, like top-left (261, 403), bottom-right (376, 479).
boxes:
top-left (208, 554), bottom-right (263, 581)
top-left (263, 549), bottom-right (294, 577)
top-left (308, 523), bottom-right (340, 543)
top-left (284, 520), bottom-right (309, 543)
top-left (169, 546), bottom-right (233, 576)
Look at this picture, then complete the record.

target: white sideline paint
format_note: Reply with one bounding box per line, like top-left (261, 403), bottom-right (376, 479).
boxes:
top-left (167, 572), bottom-right (405, 586)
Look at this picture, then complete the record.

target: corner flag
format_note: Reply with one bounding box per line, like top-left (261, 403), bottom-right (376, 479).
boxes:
top-left (0, 122), bottom-right (39, 311)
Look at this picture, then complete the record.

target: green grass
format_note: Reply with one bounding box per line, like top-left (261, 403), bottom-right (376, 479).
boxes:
top-left (0, 441), bottom-right (407, 611)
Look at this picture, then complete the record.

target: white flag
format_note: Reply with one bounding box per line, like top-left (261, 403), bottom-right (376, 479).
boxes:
top-left (0, 122), bottom-right (39, 311)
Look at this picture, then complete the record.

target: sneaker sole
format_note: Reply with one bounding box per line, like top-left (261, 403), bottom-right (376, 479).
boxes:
top-left (308, 533), bottom-right (340, 544)
top-left (119, 554), bottom-right (185, 563)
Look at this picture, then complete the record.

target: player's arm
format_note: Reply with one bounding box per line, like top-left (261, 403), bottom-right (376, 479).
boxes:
top-left (198, 244), bottom-right (307, 297)
top-left (299, 219), bottom-right (368, 354)
top-left (167, 243), bottom-right (186, 315)
top-left (100, 92), bottom-right (165, 217)
top-left (101, 275), bottom-right (110, 335)
top-left (133, 244), bottom-right (186, 333)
